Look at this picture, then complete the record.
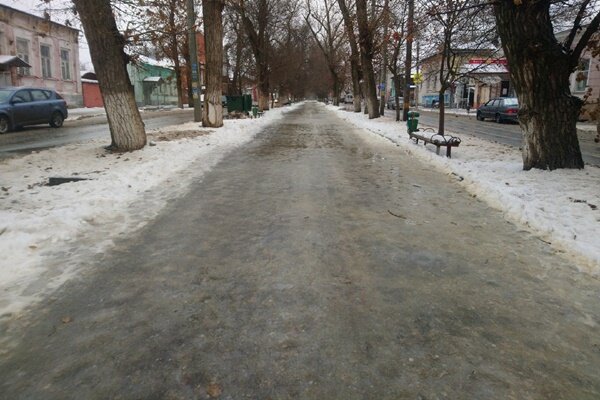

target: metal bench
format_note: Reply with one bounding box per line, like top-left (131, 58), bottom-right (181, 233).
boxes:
top-left (408, 128), bottom-right (461, 158)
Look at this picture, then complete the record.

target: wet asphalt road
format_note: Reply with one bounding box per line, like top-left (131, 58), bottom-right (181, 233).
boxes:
top-left (1, 102), bottom-right (600, 399)
top-left (0, 108), bottom-right (194, 158)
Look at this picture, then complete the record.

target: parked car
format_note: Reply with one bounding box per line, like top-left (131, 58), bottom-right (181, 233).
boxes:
top-left (386, 96), bottom-right (403, 109)
top-left (476, 97), bottom-right (519, 123)
top-left (0, 87), bottom-right (68, 134)
top-left (344, 93), bottom-right (354, 104)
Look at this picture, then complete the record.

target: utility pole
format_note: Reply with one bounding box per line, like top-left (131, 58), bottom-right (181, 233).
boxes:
top-left (402, 0), bottom-right (414, 121)
top-left (186, 0), bottom-right (202, 122)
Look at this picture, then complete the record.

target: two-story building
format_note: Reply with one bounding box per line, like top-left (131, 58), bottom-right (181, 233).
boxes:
top-left (0, 4), bottom-right (82, 106)
top-left (417, 48), bottom-right (512, 109)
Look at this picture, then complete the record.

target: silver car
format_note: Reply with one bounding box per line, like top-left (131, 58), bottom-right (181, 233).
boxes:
top-left (0, 87), bottom-right (68, 134)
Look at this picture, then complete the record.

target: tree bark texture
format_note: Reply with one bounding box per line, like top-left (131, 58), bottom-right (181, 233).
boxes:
top-left (438, 90), bottom-right (446, 135)
top-left (379, 0), bottom-right (389, 117)
top-left (355, 0), bottom-right (379, 118)
top-left (494, 1), bottom-right (584, 170)
top-left (394, 76), bottom-right (401, 121)
top-left (402, 0), bottom-right (413, 121)
top-left (73, 0), bottom-right (146, 151)
top-left (202, 0), bottom-right (224, 127)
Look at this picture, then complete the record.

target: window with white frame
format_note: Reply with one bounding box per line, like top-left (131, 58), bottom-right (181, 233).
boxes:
top-left (16, 38), bottom-right (31, 76)
top-left (573, 59), bottom-right (590, 92)
top-left (40, 44), bottom-right (52, 78)
top-left (60, 49), bottom-right (71, 80)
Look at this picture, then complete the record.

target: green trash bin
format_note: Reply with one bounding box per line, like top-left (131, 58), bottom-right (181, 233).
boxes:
top-left (226, 95), bottom-right (244, 113)
top-left (252, 106), bottom-right (258, 118)
top-left (243, 94), bottom-right (252, 113)
top-left (407, 111), bottom-right (420, 133)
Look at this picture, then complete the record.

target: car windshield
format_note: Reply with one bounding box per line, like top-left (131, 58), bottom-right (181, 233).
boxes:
top-left (0, 89), bottom-right (13, 103)
top-left (504, 98), bottom-right (518, 106)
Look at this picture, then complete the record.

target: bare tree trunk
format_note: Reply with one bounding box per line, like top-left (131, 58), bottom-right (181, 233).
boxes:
top-left (337, 0), bottom-right (362, 113)
top-left (258, 63), bottom-right (270, 110)
top-left (394, 75), bottom-right (401, 121)
top-left (202, 0), bottom-right (224, 127)
top-left (378, 0), bottom-right (389, 117)
top-left (352, 63), bottom-right (362, 112)
top-left (438, 90), bottom-right (446, 135)
top-left (239, 0), bottom-right (270, 111)
top-left (168, 0), bottom-right (184, 109)
top-left (332, 74), bottom-right (340, 106)
top-left (356, 0), bottom-right (379, 118)
top-left (494, 1), bottom-right (584, 170)
top-left (181, 35), bottom-right (194, 107)
top-left (596, 90), bottom-right (600, 143)
top-left (403, 0), bottom-right (414, 121)
top-left (73, 0), bottom-right (146, 151)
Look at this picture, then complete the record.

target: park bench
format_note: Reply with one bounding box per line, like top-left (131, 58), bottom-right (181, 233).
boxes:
top-left (408, 127), bottom-right (461, 158)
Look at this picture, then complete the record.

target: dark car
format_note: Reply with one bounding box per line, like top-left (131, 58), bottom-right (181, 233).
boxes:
top-left (476, 97), bottom-right (519, 123)
top-left (0, 87), bottom-right (68, 134)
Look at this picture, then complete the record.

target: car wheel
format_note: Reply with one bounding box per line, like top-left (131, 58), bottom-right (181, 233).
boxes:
top-left (50, 112), bottom-right (64, 128)
top-left (495, 113), bottom-right (502, 123)
top-left (476, 112), bottom-right (483, 121)
top-left (0, 115), bottom-right (10, 134)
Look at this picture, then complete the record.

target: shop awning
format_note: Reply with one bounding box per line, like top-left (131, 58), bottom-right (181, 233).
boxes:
top-left (0, 55), bottom-right (31, 68)
top-left (143, 76), bottom-right (164, 83)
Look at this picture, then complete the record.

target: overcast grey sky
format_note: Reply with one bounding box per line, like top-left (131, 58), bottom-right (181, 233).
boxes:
top-left (2, 0), bottom-right (92, 68)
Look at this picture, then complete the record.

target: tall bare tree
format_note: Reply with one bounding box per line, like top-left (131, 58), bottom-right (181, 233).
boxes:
top-left (73, 0), bottom-right (146, 151)
top-left (494, 0), bottom-right (600, 170)
top-left (136, 0), bottom-right (187, 109)
top-left (378, 0), bottom-right (390, 116)
top-left (421, 0), bottom-right (496, 134)
top-left (236, 0), bottom-right (273, 110)
top-left (386, 0), bottom-right (409, 121)
top-left (337, 0), bottom-right (363, 112)
top-left (306, 0), bottom-right (346, 105)
top-left (356, 0), bottom-right (380, 118)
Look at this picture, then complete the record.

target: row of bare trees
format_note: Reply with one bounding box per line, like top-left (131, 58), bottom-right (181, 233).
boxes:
top-left (69, 0), bottom-right (599, 171)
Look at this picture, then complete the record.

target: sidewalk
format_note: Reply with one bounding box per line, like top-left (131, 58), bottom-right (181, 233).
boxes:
top-left (331, 104), bottom-right (600, 274)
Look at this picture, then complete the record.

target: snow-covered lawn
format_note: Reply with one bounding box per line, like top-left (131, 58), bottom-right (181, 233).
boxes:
top-left (0, 105), bottom-right (300, 316)
top-left (330, 103), bottom-right (600, 275)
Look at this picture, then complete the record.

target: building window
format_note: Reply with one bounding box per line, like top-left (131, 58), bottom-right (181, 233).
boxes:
top-left (40, 44), bottom-right (52, 78)
top-left (574, 59), bottom-right (590, 92)
top-left (16, 38), bottom-right (31, 76)
top-left (60, 49), bottom-right (71, 80)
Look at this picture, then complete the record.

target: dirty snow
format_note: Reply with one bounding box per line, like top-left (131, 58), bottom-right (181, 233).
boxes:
top-left (0, 105), bottom-right (300, 316)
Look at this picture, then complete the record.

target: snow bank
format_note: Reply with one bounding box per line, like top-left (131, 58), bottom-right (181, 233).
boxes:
top-left (0, 105), bottom-right (300, 315)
